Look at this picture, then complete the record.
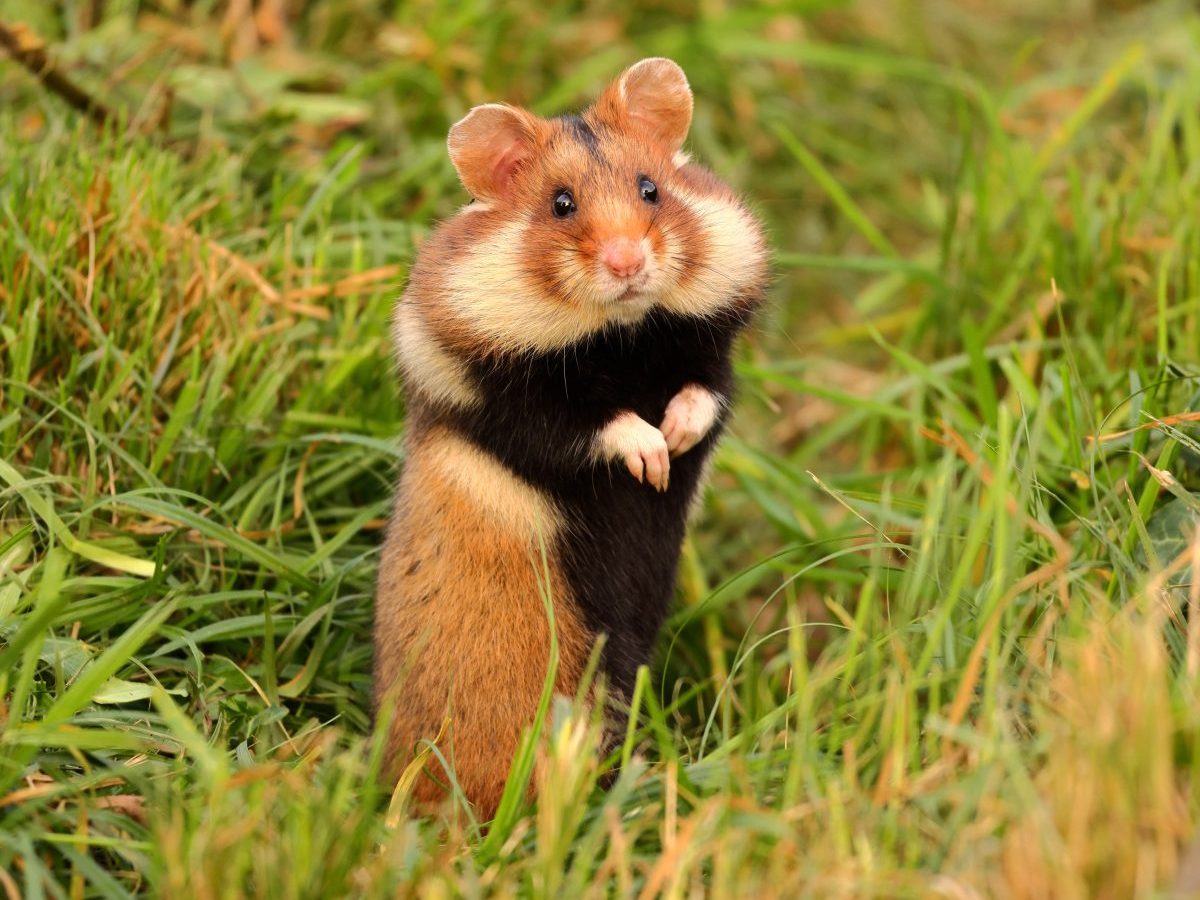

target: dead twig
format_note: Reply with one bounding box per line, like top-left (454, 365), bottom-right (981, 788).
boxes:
top-left (0, 19), bottom-right (112, 126)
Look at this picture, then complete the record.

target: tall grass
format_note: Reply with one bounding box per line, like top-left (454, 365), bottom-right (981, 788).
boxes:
top-left (2, 1), bottom-right (1200, 896)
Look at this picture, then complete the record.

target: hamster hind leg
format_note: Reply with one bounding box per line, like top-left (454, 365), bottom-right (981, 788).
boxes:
top-left (373, 429), bottom-right (591, 819)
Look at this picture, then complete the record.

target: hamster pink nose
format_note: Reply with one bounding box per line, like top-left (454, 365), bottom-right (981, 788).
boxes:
top-left (600, 238), bottom-right (646, 279)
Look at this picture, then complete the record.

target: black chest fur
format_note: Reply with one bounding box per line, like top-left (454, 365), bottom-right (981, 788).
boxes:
top-left (446, 309), bottom-right (741, 695)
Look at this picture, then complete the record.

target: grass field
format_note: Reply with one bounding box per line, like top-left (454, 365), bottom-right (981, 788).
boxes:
top-left (3, 0), bottom-right (1200, 896)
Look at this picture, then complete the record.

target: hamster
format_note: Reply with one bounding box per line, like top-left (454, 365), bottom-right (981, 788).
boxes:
top-left (373, 57), bottom-right (768, 819)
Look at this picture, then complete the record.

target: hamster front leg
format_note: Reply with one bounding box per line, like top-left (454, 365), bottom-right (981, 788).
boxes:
top-left (451, 367), bottom-right (672, 491)
top-left (595, 411), bottom-right (671, 491)
top-left (659, 384), bottom-right (724, 458)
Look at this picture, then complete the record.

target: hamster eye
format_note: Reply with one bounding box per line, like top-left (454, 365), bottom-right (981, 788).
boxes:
top-left (552, 190), bottom-right (576, 218)
top-left (638, 176), bottom-right (658, 204)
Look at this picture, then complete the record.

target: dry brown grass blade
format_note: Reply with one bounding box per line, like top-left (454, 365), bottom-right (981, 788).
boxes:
top-left (1173, 836), bottom-right (1200, 896)
top-left (148, 219), bottom-right (332, 320)
top-left (1188, 526), bottom-right (1200, 678)
top-left (636, 812), bottom-right (701, 900)
top-left (919, 419), bottom-right (1075, 753)
top-left (999, 616), bottom-right (1188, 899)
top-left (280, 264), bottom-right (403, 303)
top-left (89, 794), bottom-right (146, 822)
top-left (0, 866), bottom-right (19, 900)
top-left (921, 419), bottom-right (1073, 564)
top-left (942, 556), bottom-right (1067, 751)
top-left (254, 0), bottom-right (292, 47)
top-left (1087, 411), bottom-right (1200, 445)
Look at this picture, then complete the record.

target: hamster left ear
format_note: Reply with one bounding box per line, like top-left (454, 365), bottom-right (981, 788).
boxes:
top-left (447, 103), bottom-right (547, 201)
top-left (594, 58), bottom-right (693, 154)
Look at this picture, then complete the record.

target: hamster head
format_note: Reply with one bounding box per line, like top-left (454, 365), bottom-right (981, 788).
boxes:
top-left (435, 58), bottom-right (767, 355)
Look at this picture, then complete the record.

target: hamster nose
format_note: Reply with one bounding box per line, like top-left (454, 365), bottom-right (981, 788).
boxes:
top-left (600, 238), bottom-right (646, 279)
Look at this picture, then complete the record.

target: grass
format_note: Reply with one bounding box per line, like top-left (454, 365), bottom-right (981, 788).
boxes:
top-left (3, 0), bottom-right (1200, 896)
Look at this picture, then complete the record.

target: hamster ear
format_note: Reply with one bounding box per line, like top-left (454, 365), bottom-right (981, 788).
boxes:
top-left (594, 58), bottom-right (693, 154)
top-left (447, 104), bottom-right (545, 201)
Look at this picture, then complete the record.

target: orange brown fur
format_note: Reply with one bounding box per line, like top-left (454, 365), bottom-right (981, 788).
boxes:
top-left (374, 421), bottom-right (588, 817)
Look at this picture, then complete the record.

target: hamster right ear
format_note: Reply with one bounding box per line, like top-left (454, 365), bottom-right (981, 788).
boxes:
top-left (447, 104), bottom-right (545, 202)
top-left (593, 58), bottom-right (693, 155)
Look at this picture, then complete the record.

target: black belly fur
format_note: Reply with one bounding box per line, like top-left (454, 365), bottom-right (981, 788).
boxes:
top-left (552, 428), bottom-right (720, 694)
top-left (436, 308), bottom-right (745, 697)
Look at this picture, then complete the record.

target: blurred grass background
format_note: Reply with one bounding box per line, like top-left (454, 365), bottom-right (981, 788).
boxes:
top-left (3, 0), bottom-right (1200, 896)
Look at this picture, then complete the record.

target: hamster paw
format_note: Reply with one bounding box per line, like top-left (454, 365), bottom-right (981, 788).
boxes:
top-left (598, 412), bottom-right (671, 491)
top-left (660, 385), bottom-right (721, 458)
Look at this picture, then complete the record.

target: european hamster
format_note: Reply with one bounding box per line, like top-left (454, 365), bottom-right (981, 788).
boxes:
top-left (374, 57), bottom-right (768, 819)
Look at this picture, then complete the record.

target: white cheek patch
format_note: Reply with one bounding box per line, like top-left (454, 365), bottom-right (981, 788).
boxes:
top-left (393, 301), bottom-right (481, 409)
top-left (443, 220), bottom-right (614, 354)
top-left (658, 188), bottom-right (767, 318)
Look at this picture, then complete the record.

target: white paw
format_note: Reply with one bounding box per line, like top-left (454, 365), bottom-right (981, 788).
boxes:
top-left (659, 385), bottom-right (721, 458)
top-left (597, 412), bottom-right (670, 491)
